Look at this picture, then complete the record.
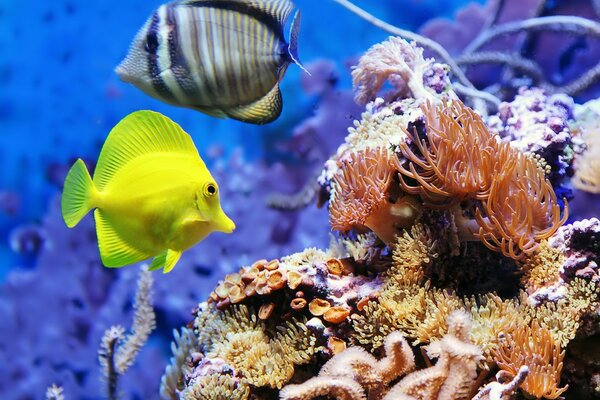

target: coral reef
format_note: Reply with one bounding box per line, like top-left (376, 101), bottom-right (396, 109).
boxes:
top-left (162, 37), bottom-right (600, 400)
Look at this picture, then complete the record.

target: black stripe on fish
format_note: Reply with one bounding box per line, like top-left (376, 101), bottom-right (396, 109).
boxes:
top-left (165, 3), bottom-right (199, 100)
top-left (147, 11), bottom-right (176, 102)
top-left (183, 1), bottom-right (287, 45)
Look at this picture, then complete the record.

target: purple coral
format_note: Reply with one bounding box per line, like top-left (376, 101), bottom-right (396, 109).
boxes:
top-left (487, 87), bottom-right (575, 201)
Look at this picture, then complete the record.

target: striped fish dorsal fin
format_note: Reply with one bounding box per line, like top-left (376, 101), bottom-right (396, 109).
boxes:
top-left (94, 110), bottom-right (202, 191)
top-left (181, 0), bottom-right (295, 25)
top-left (225, 83), bottom-right (282, 124)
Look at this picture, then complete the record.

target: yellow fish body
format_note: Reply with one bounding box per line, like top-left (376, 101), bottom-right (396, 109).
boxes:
top-left (61, 110), bottom-right (235, 273)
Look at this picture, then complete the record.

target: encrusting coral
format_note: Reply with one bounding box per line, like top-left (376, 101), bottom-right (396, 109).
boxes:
top-left (161, 37), bottom-right (600, 400)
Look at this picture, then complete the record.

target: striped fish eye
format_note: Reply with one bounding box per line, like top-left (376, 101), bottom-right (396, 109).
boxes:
top-left (144, 30), bottom-right (159, 53)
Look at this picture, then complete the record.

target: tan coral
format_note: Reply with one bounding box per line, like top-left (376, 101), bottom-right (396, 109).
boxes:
top-left (383, 311), bottom-right (483, 400)
top-left (281, 330), bottom-right (415, 400)
top-left (352, 36), bottom-right (437, 104)
top-left (329, 147), bottom-right (422, 244)
top-left (493, 322), bottom-right (568, 399)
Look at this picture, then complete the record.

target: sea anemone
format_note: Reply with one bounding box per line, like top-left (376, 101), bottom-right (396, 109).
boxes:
top-left (329, 147), bottom-right (422, 244)
top-left (493, 322), bottom-right (568, 399)
top-left (395, 99), bottom-right (567, 259)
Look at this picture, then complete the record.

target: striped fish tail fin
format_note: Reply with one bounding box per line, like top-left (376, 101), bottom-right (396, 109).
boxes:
top-left (288, 10), bottom-right (310, 76)
top-left (62, 159), bottom-right (97, 228)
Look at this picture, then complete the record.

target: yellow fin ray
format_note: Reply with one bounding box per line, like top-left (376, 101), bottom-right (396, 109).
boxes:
top-left (95, 209), bottom-right (152, 267)
top-left (94, 110), bottom-right (202, 190)
top-left (62, 159), bottom-right (96, 228)
top-left (225, 84), bottom-right (282, 125)
top-left (149, 249), bottom-right (182, 273)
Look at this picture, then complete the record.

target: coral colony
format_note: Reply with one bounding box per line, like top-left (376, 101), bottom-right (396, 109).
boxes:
top-left (155, 35), bottom-right (600, 400)
top-left (3, 1), bottom-right (599, 399)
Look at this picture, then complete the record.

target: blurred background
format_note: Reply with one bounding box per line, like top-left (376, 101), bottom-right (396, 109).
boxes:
top-left (2, 0), bottom-right (599, 398)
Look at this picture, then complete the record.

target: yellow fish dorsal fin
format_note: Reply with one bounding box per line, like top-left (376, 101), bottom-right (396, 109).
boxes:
top-left (95, 209), bottom-right (153, 267)
top-left (181, 0), bottom-right (294, 25)
top-left (149, 249), bottom-right (182, 273)
top-left (225, 83), bottom-right (282, 124)
top-left (94, 110), bottom-right (202, 191)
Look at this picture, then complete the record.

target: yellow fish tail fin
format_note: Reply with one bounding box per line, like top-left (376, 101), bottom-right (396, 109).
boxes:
top-left (94, 110), bottom-right (203, 190)
top-left (95, 209), bottom-right (152, 268)
top-left (149, 249), bottom-right (182, 273)
top-left (62, 159), bottom-right (97, 228)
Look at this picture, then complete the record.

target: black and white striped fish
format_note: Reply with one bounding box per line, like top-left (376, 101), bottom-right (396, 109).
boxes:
top-left (116, 0), bottom-right (307, 125)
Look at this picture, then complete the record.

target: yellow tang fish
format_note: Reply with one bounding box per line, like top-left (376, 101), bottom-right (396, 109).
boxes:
top-left (61, 110), bottom-right (235, 273)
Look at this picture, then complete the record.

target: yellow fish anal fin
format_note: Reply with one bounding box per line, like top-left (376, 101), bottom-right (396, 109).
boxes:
top-left (225, 84), bottom-right (282, 125)
top-left (95, 209), bottom-right (152, 267)
top-left (149, 249), bottom-right (182, 274)
top-left (181, 0), bottom-right (294, 25)
top-left (94, 110), bottom-right (202, 191)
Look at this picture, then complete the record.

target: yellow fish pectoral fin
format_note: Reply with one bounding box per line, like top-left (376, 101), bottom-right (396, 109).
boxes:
top-left (225, 84), bottom-right (282, 125)
top-left (149, 249), bottom-right (182, 274)
top-left (95, 209), bottom-right (152, 268)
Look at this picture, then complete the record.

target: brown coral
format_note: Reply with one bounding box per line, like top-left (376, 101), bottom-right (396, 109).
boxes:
top-left (330, 147), bottom-right (422, 244)
top-left (395, 99), bottom-right (567, 259)
top-left (493, 322), bottom-right (568, 399)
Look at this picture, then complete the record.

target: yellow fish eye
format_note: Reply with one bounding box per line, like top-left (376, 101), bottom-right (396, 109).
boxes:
top-left (204, 182), bottom-right (217, 197)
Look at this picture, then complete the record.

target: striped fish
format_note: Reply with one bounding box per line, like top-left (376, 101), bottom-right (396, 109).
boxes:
top-left (116, 0), bottom-right (306, 124)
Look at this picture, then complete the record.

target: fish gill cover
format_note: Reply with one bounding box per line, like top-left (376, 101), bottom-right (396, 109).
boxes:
top-left (1, 0), bottom-right (600, 399)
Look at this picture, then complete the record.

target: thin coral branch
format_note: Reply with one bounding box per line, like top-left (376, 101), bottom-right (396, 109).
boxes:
top-left (266, 178), bottom-right (320, 211)
top-left (98, 266), bottom-right (156, 400)
top-left (453, 82), bottom-right (502, 106)
top-left (456, 52), bottom-right (544, 82)
top-left (466, 15), bottom-right (600, 54)
top-left (45, 384), bottom-right (65, 400)
top-left (99, 326), bottom-right (124, 400)
top-left (330, 0), bottom-right (498, 111)
top-left (115, 266), bottom-right (156, 373)
top-left (542, 61), bottom-right (600, 96)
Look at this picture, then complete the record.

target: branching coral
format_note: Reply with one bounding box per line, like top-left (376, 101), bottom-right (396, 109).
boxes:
top-left (396, 99), bottom-right (567, 259)
top-left (329, 147), bottom-right (422, 244)
top-left (493, 322), bottom-right (568, 399)
top-left (98, 266), bottom-right (156, 400)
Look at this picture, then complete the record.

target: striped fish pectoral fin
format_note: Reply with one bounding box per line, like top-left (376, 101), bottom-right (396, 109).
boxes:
top-left (95, 209), bottom-right (152, 268)
top-left (180, 0), bottom-right (295, 25)
top-left (149, 249), bottom-right (182, 273)
top-left (225, 83), bottom-right (282, 124)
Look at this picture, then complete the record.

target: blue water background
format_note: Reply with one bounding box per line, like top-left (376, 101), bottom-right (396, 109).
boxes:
top-left (0, 0), bottom-right (483, 277)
